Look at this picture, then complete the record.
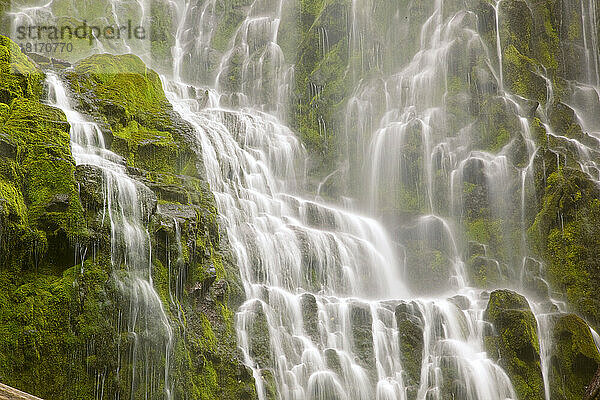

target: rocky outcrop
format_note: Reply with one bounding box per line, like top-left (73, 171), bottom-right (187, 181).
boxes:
top-left (549, 314), bottom-right (600, 400)
top-left (394, 301), bottom-right (423, 400)
top-left (0, 37), bottom-right (256, 400)
top-left (484, 290), bottom-right (544, 400)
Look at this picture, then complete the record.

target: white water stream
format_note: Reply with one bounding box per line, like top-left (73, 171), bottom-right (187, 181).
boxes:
top-left (46, 75), bottom-right (174, 400)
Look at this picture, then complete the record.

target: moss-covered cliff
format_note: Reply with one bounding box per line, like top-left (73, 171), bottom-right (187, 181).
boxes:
top-left (0, 36), bottom-right (256, 400)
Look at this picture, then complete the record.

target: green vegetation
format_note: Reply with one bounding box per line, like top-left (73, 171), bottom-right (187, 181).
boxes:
top-left (484, 290), bottom-right (545, 400)
top-left (529, 168), bottom-right (600, 326)
top-left (549, 314), bottom-right (600, 400)
top-left (0, 36), bottom-right (256, 400)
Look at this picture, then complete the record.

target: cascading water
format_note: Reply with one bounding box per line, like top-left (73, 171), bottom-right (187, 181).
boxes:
top-left (343, 1), bottom-right (600, 399)
top-left (158, 1), bottom-right (520, 398)
top-left (45, 74), bottom-right (174, 400)
top-left (162, 82), bottom-right (518, 399)
top-left (9, 0), bottom-right (600, 398)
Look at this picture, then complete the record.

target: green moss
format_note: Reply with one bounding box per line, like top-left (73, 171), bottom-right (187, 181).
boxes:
top-left (0, 36), bottom-right (44, 104)
top-left (549, 314), bottom-right (600, 400)
top-left (484, 290), bottom-right (544, 400)
top-left (0, 44), bottom-right (256, 400)
top-left (529, 168), bottom-right (600, 324)
top-left (0, 177), bottom-right (27, 224)
top-left (68, 53), bottom-right (173, 132)
top-left (150, 0), bottom-right (175, 72)
top-left (112, 120), bottom-right (178, 173)
top-left (405, 243), bottom-right (451, 295)
top-left (567, 11), bottom-right (582, 41)
top-left (0, 255), bottom-right (123, 399)
top-left (210, 0), bottom-right (253, 52)
top-left (395, 302), bottom-right (423, 394)
top-left (293, 0), bottom-right (351, 171)
top-left (0, 92), bottom-right (87, 272)
top-left (503, 45), bottom-right (547, 104)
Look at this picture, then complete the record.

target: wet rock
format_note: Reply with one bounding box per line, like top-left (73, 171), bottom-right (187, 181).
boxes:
top-left (200, 264), bottom-right (218, 297)
top-left (448, 295), bottom-right (471, 310)
top-left (468, 255), bottom-right (505, 288)
top-left (550, 313), bottom-right (600, 399)
top-left (300, 293), bottom-right (320, 343)
top-left (247, 302), bottom-right (272, 369)
top-left (324, 348), bottom-right (343, 377)
top-left (523, 276), bottom-right (550, 301)
top-left (523, 257), bottom-right (542, 275)
top-left (44, 193), bottom-right (70, 213)
top-left (155, 202), bottom-right (197, 224)
top-left (146, 181), bottom-right (190, 204)
top-left (28, 52), bottom-right (72, 69)
top-left (484, 290), bottom-right (544, 400)
top-left (395, 301), bottom-right (423, 395)
top-left (75, 163), bottom-right (104, 210)
top-left (349, 302), bottom-right (375, 371)
top-left (467, 240), bottom-right (486, 258)
top-left (212, 279), bottom-right (228, 301)
top-left (549, 102), bottom-right (586, 142)
top-left (404, 239), bottom-right (452, 296)
top-left (0, 132), bottom-right (17, 158)
top-left (259, 368), bottom-right (277, 400)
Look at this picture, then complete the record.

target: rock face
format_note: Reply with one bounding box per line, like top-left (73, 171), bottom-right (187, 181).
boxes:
top-left (549, 314), bottom-right (600, 400)
top-left (0, 37), bottom-right (256, 400)
top-left (349, 302), bottom-right (375, 373)
top-left (484, 290), bottom-right (544, 400)
top-left (394, 301), bottom-right (423, 399)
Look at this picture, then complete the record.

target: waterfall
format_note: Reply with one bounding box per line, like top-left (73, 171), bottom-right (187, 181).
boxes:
top-left (159, 1), bottom-right (518, 398)
top-left (9, 0), bottom-right (600, 398)
top-left (45, 74), bottom-right (174, 400)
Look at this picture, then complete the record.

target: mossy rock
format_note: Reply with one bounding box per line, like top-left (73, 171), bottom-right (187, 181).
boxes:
top-left (529, 168), bottom-right (600, 325)
top-left (394, 301), bottom-right (423, 396)
top-left (300, 292), bottom-right (320, 343)
top-left (247, 301), bottom-right (272, 369)
top-left (484, 289), bottom-right (545, 400)
top-left (549, 313), bottom-right (600, 400)
top-left (0, 256), bottom-right (122, 399)
top-left (0, 41), bottom-right (256, 400)
top-left (0, 36), bottom-right (44, 104)
top-left (67, 53), bottom-right (174, 133)
top-left (1, 97), bottom-right (87, 271)
top-left (349, 301), bottom-right (375, 373)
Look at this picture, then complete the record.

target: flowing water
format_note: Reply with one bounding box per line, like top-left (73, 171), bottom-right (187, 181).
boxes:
top-left (9, 0), bottom-right (600, 399)
top-left (159, 1), bottom-right (521, 398)
top-left (46, 75), bottom-right (174, 400)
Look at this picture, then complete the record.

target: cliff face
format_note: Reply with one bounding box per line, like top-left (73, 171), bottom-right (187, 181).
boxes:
top-left (0, 37), bottom-right (256, 400)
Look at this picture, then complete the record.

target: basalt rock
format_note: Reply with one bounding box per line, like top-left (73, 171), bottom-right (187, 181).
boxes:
top-left (484, 290), bottom-right (544, 400)
top-left (549, 314), bottom-right (600, 400)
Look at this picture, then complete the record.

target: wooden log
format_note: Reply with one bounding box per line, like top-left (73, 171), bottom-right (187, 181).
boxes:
top-left (585, 366), bottom-right (600, 400)
top-left (0, 383), bottom-right (43, 400)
